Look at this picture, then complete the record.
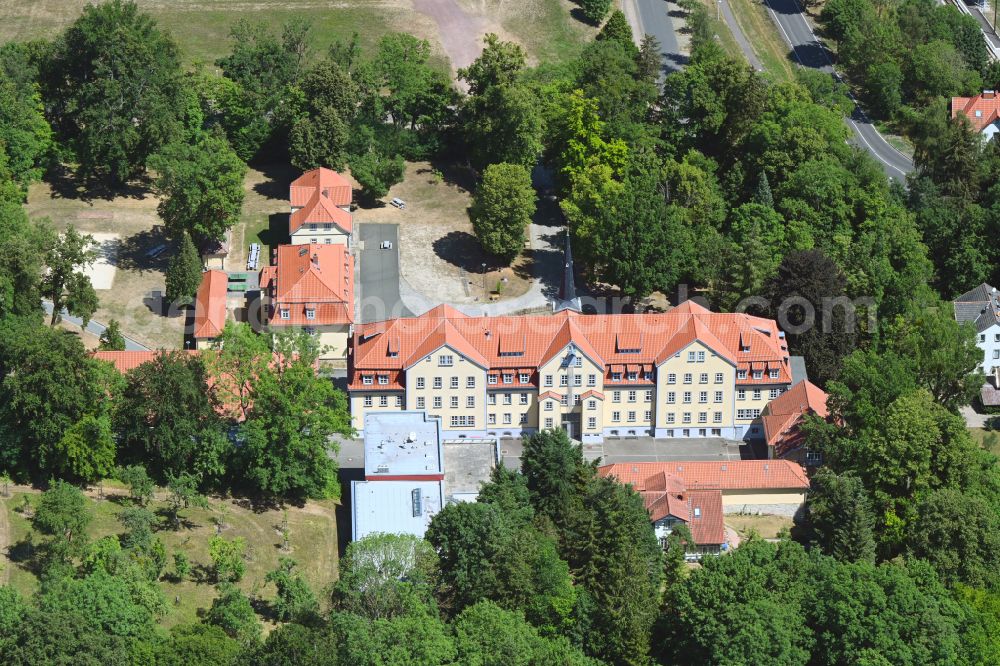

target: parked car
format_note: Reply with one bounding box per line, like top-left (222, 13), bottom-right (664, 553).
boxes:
top-left (145, 243), bottom-right (167, 260)
top-left (390, 197), bottom-right (406, 209)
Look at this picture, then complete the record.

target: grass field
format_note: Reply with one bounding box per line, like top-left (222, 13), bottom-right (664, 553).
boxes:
top-left (2, 486), bottom-right (338, 630)
top-left (727, 0), bottom-right (796, 82)
top-left (0, 0), bottom-right (591, 69)
top-left (694, 0), bottom-right (746, 63)
top-left (726, 513), bottom-right (794, 539)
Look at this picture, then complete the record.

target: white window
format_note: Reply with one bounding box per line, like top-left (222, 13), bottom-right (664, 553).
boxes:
top-left (805, 451), bottom-right (824, 466)
top-left (488, 375), bottom-right (498, 385)
top-left (574, 357), bottom-right (583, 367)
top-left (545, 418), bottom-right (554, 428)
top-left (753, 390), bottom-right (761, 400)
top-left (588, 417), bottom-right (597, 429)
top-left (433, 397), bottom-right (442, 409)
top-left (768, 369), bottom-right (779, 379)
top-left (417, 397), bottom-right (425, 409)
top-left (503, 413), bottom-right (512, 425)
top-left (545, 401), bottom-right (554, 411)
top-left (769, 389), bottom-right (781, 399)
top-left (612, 372), bottom-right (622, 381)
top-left (698, 412), bottom-right (707, 424)
top-left (627, 411), bottom-right (636, 422)
top-left (520, 393), bottom-right (529, 405)
top-left (666, 413), bottom-right (675, 424)
top-left (588, 374), bottom-right (597, 387)
top-left (467, 396), bottom-right (475, 408)
top-left (433, 377), bottom-right (443, 389)
top-left (994, 350), bottom-right (999, 360)
top-left (752, 370), bottom-right (763, 380)
top-left (439, 355), bottom-right (453, 366)
top-left (503, 373), bottom-right (513, 384)
top-left (560, 395), bottom-right (568, 406)
top-left (643, 390), bottom-right (651, 402)
top-left (560, 375), bottom-right (568, 387)
top-left (612, 411), bottom-right (621, 422)
top-left (699, 391), bottom-right (707, 404)
top-left (362, 375), bottom-right (373, 386)
top-left (714, 391), bottom-right (723, 403)
top-left (488, 414), bottom-right (496, 425)
top-left (715, 373), bottom-right (724, 384)
top-left (737, 389), bottom-right (746, 400)
top-left (737, 369), bottom-right (747, 380)
top-left (467, 376), bottom-right (476, 388)
top-left (305, 308), bottom-right (315, 320)
top-left (737, 408), bottom-right (762, 419)
top-left (544, 375), bottom-right (553, 387)
top-left (395, 396), bottom-right (403, 407)
top-left (683, 391), bottom-right (691, 404)
top-left (520, 414), bottom-right (528, 424)
top-left (574, 375), bottom-right (582, 386)
top-left (683, 373), bottom-right (692, 384)
top-left (667, 392), bottom-right (676, 404)
top-left (503, 393), bottom-right (512, 405)
top-left (667, 373), bottom-right (677, 384)
top-left (364, 396), bottom-right (373, 407)
top-left (378, 375), bottom-right (388, 385)
top-left (379, 396), bottom-right (388, 407)
top-left (697, 351), bottom-right (705, 362)
top-left (488, 394), bottom-right (497, 405)
top-left (628, 390), bottom-right (637, 403)
top-left (644, 410), bottom-right (652, 421)
top-left (714, 412), bottom-right (722, 423)
top-left (450, 396), bottom-right (459, 408)
top-left (682, 412), bottom-right (691, 424)
top-left (416, 377), bottom-right (425, 389)
top-left (450, 377), bottom-right (459, 389)
top-left (613, 391), bottom-right (621, 403)
top-left (627, 371), bottom-right (637, 381)
top-left (519, 373), bottom-right (530, 383)
top-left (687, 351), bottom-right (696, 362)
top-left (699, 373), bottom-right (708, 384)
top-left (643, 371), bottom-right (653, 381)
top-left (588, 399), bottom-right (597, 410)
top-left (279, 308), bottom-right (290, 320)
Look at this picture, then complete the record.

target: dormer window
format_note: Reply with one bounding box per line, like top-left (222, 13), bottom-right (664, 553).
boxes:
top-left (737, 369), bottom-right (747, 379)
top-left (752, 370), bottom-right (763, 379)
top-left (279, 308), bottom-right (290, 320)
top-left (627, 372), bottom-right (637, 381)
top-left (768, 369), bottom-right (779, 379)
top-left (976, 110), bottom-right (983, 117)
top-left (611, 372), bottom-right (622, 381)
top-left (362, 375), bottom-right (373, 385)
top-left (377, 375), bottom-right (388, 385)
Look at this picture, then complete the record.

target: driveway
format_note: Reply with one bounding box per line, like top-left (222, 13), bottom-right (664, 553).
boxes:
top-left (356, 223), bottom-right (412, 323)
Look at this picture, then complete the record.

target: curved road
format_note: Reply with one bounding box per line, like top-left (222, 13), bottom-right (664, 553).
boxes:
top-left (43, 300), bottom-right (149, 351)
top-left (762, 0), bottom-right (914, 181)
top-left (625, 0), bottom-right (914, 180)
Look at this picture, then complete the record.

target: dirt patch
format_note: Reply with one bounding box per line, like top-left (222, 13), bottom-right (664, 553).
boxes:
top-left (412, 0), bottom-right (498, 73)
top-left (726, 513), bottom-right (794, 540)
top-left (353, 161), bottom-right (532, 305)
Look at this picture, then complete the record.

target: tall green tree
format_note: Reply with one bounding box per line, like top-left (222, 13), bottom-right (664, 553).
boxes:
top-left (581, 0), bottom-right (613, 24)
top-left (97, 319), bottom-right (126, 351)
top-left (348, 147), bottom-right (405, 200)
top-left (801, 468), bottom-right (877, 562)
top-left (42, 0), bottom-right (183, 184)
top-left (471, 163), bottom-right (536, 262)
top-left (41, 225), bottom-right (98, 327)
top-left (150, 131), bottom-right (247, 245)
top-left (34, 480), bottom-right (91, 559)
top-left (166, 233), bottom-right (204, 305)
top-left (596, 11), bottom-right (638, 58)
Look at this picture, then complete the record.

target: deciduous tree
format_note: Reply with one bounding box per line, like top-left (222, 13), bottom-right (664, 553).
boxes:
top-left (471, 163), bottom-right (535, 262)
top-left (41, 225), bottom-right (98, 327)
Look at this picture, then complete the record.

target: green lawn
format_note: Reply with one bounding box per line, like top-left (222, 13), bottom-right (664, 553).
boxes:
top-left (970, 427), bottom-right (1000, 457)
top-left (695, 0), bottom-right (747, 64)
top-left (2, 488), bottom-right (338, 629)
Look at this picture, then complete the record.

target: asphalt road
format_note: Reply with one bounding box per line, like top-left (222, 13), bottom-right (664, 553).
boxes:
top-left (969, 6), bottom-right (1000, 50)
top-left (356, 223), bottom-right (412, 323)
top-left (632, 0), bottom-right (687, 74)
top-left (43, 299), bottom-right (149, 350)
top-left (763, 0), bottom-right (914, 181)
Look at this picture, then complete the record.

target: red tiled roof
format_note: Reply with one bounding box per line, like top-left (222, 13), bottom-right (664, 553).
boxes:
top-left (598, 460), bottom-right (810, 491)
top-left (761, 380), bottom-right (828, 457)
top-left (193, 270), bottom-right (228, 339)
top-left (538, 390), bottom-right (562, 401)
top-left (951, 93), bottom-right (1000, 133)
top-left (290, 168), bottom-right (352, 208)
top-left (289, 190), bottom-right (353, 235)
top-left (91, 350), bottom-right (199, 373)
top-left (686, 489), bottom-right (725, 546)
top-left (265, 244), bottom-right (353, 327)
top-left (351, 307), bottom-right (792, 388)
top-left (579, 389), bottom-right (605, 400)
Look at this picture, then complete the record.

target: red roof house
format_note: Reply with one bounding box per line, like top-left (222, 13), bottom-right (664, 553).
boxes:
top-left (192, 270), bottom-right (228, 345)
top-left (760, 380), bottom-right (828, 460)
top-left (289, 168), bottom-right (353, 240)
top-left (261, 243), bottom-right (354, 328)
top-left (951, 91), bottom-right (1000, 137)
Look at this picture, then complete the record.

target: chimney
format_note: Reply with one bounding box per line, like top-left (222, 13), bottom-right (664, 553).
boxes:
top-left (312, 253), bottom-right (320, 269)
top-left (984, 90), bottom-right (996, 100)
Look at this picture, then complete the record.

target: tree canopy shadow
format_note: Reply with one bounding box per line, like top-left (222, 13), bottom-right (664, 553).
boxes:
top-left (262, 213), bottom-right (291, 248)
top-left (45, 163), bottom-right (154, 202)
top-left (787, 43), bottom-right (831, 69)
top-left (432, 230), bottom-right (507, 273)
top-left (117, 226), bottom-right (172, 273)
top-left (252, 163), bottom-right (298, 201)
top-left (423, 158), bottom-right (477, 194)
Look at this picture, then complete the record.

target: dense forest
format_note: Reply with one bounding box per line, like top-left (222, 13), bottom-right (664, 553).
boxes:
top-left (0, 0), bottom-right (999, 663)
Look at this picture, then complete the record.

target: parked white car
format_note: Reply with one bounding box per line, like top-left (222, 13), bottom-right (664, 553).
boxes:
top-left (390, 197), bottom-right (406, 209)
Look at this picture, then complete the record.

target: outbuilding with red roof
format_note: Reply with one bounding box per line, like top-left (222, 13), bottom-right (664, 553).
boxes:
top-left (289, 168), bottom-right (353, 246)
top-left (192, 270), bottom-right (229, 348)
top-left (951, 91), bottom-right (1000, 140)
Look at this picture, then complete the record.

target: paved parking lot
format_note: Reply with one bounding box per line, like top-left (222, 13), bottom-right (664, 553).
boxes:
top-left (500, 436), bottom-right (746, 470)
top-left (356, 223), bottom-right (412, 323)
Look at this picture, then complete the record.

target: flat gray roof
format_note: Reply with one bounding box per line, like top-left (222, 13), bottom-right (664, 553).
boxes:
top-left (364, 411), bottom-right (443, 477)
top-left (789, 356), bottom-right (808, 385)
top-left (351, 480), bottom-right (444, 541)
top-left (443, 439), bottom-right (498, 498)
